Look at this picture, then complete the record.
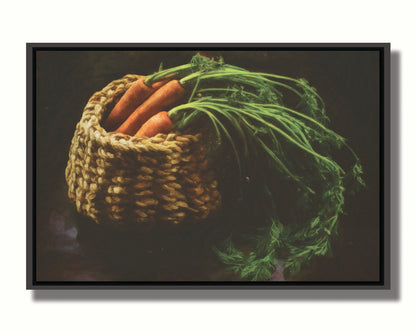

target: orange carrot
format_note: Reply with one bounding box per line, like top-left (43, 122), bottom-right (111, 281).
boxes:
top-left (103, 77), bottom-right (167, 131)
top-left (135, 111), bottom-right (173, 137)
top-left (115, 80), bottom-right (185, 136)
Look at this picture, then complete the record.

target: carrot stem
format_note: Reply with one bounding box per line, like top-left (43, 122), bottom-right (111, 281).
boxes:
top-left (144, 64), bottom-right (194, 86)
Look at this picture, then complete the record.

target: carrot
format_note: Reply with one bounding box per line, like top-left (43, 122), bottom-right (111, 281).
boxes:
top-left (103, 76), bottom-right (167, 131)
top-left (135, 111), bottom-right (173, 137)
top-left (115, 80), bottom-right (185, 136)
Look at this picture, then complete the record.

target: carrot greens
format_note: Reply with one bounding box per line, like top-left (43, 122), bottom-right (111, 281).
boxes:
top-left (146, 54), bottom-right (365, 280)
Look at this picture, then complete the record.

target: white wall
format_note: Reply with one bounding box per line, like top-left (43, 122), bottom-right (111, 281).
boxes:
top-left (1, 1), bottom-right (413, 332)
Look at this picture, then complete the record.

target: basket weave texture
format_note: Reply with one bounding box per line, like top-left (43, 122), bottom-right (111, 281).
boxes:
top-left (65, 74), bottom-right (221, 225)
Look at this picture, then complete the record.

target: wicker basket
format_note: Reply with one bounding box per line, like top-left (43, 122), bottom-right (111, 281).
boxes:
top-left (65, 74), bottom-right (221, 225)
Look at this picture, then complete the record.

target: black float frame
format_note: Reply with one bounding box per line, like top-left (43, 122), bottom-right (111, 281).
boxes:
top-left (26, 43), bottom-right (391, 290)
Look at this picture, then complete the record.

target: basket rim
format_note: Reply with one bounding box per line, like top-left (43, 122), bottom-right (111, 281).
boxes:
top-left (76, 74), bottom-right (202, 154)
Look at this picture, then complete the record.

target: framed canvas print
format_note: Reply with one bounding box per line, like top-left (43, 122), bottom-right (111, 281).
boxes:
top-left (27, 43), bottom-right (390, 289)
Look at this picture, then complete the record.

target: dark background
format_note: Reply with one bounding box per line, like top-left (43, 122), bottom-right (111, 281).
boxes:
top-left (34, 49), bottom-right (380, 282)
